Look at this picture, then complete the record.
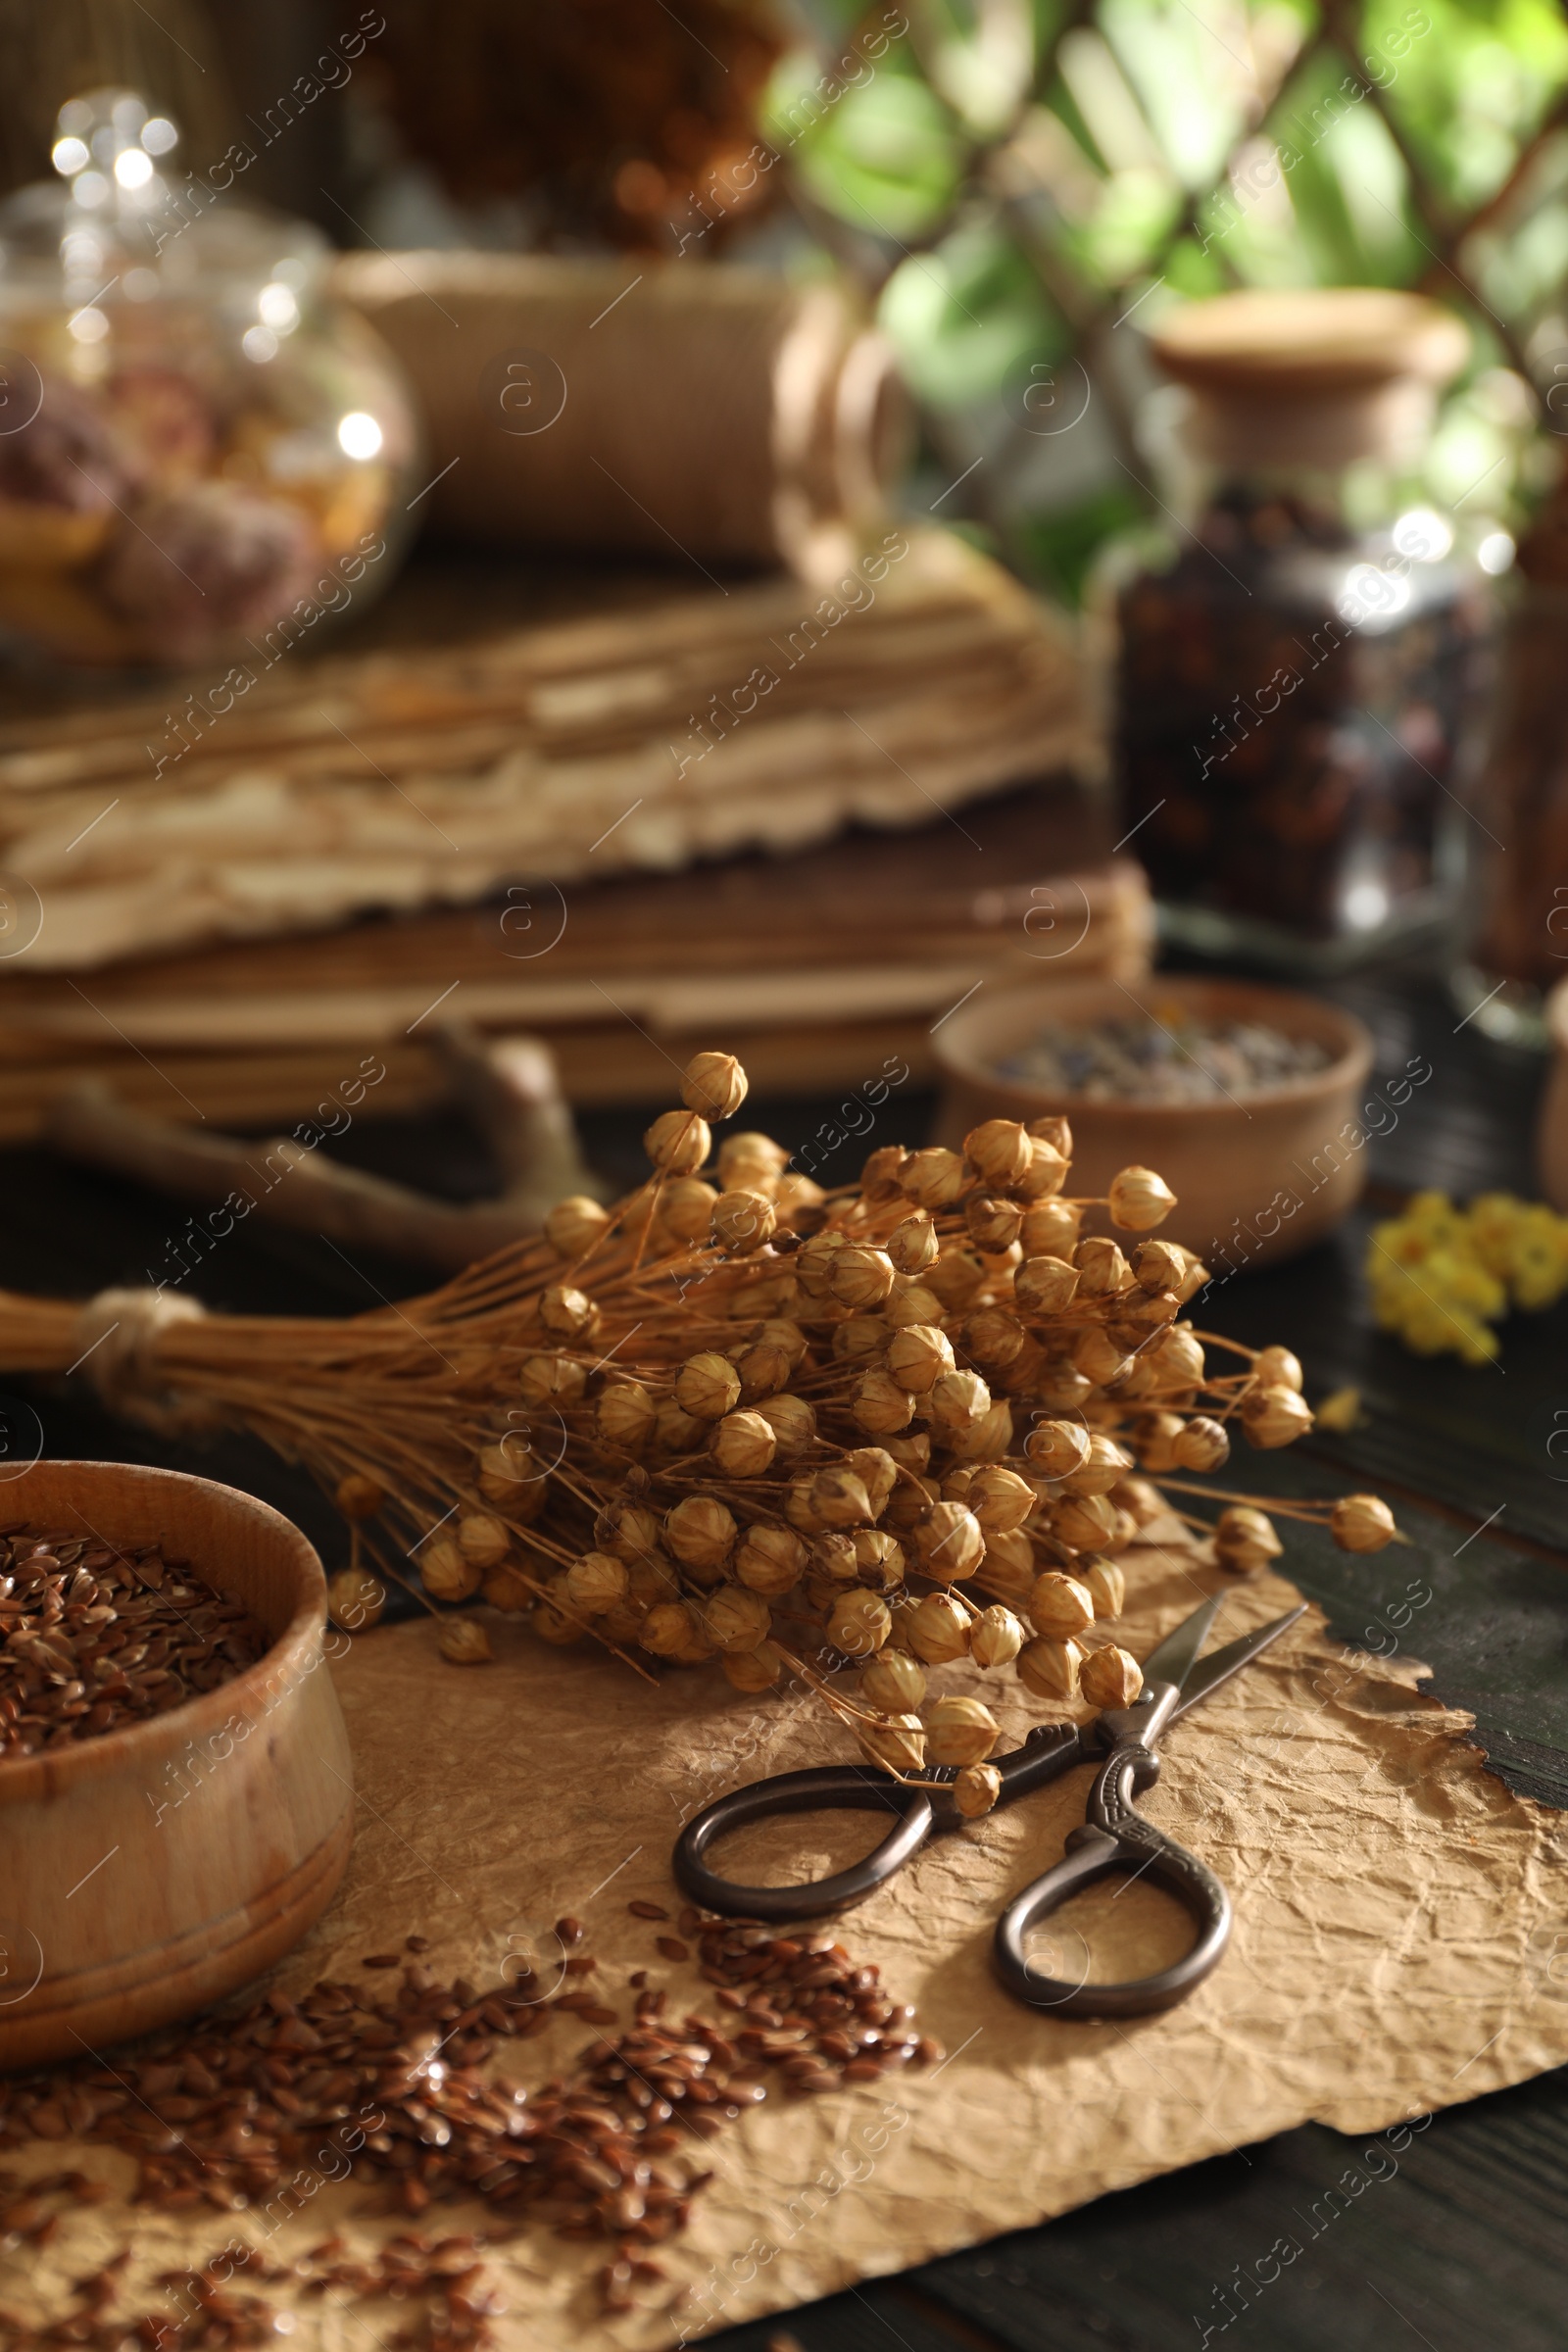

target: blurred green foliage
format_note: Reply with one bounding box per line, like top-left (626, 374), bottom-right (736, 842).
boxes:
top-left (764, 0), bottom-right (1568, 596)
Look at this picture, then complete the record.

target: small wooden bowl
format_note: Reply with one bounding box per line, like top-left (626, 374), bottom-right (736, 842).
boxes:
top-left (934, 974), bottom-right (1376, 1274)
top-left (0, 1460), bottom-right (353, 2070)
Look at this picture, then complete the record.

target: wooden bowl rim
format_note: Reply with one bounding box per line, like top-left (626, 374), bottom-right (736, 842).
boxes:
top-left (0, 1459), bottom-right (327, 1803)
top-left (933, 973), bottom-right (1375, 1119)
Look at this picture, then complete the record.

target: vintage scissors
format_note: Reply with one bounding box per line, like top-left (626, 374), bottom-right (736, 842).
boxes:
top-left (673, 1592), bottom-right (1304, 2019)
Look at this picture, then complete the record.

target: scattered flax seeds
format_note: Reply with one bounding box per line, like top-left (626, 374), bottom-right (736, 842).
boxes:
top-left (0, 1525), bottom-right (270, 1756)
top-left (0, 1920), bottom-right (939, 2337)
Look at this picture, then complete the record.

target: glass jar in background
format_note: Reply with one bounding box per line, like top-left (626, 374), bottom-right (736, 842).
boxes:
top-left (1108, 289), bottom-right (1489, 975)
top-left (0, 88), bottom-right (418, 672)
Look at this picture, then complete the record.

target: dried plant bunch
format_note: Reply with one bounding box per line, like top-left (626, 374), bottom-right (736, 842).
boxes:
top-left (0, 1052), bottom-right (1397, 1820)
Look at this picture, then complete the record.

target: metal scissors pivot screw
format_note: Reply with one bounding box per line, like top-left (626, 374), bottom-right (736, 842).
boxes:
top-left (672, 1592), bottom-right (1305, 2020)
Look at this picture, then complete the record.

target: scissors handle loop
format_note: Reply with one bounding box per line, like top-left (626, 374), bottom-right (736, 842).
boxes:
top-left (672, 1763), bottom-right (934, 1922)
top-left (994, 1742), bottom-right (1231, 2019)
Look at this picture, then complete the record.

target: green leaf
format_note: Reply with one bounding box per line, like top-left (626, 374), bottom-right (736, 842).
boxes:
top-left (768, 55), bottom-right (966, 240)
top-left (1015, 480), bottom-right (1147, 606)
top-left (878, 222), bottom-right (1062, 408)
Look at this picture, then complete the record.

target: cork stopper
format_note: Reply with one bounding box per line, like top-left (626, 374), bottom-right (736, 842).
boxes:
top-left (1147, 288), bottom-right (1470, 472)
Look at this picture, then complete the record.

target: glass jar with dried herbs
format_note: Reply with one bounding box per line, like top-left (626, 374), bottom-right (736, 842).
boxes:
top-left (1107, 289), bottom-right (1488, 972)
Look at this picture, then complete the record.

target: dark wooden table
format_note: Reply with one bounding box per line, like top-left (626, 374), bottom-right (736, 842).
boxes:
top-left (2, 960), bottom-right (1564, 2352)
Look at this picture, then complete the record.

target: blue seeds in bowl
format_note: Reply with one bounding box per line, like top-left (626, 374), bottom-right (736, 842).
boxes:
top-left (996, 1016), bottom-right (1333, 1105)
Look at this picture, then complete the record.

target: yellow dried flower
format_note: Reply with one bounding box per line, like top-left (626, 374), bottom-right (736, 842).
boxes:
top-left (545, 1195), bottom-right (611, 1259)
top-left (710, 1409), bottom-right (777, 1478)
top-left (1107, 1166), bottom-right (1178, 1232)
top-left (439, 1618), bottom-right (494, 1666)
top-left (733, 1523), bottom-right (807, 1594)
top-left (327, 1566), bottom-right (385, 1631)
top-left (682, 1050), bottom-right (749, 1120)
top-left (1080, 1644), bottom-right (1143, 1710)
top-left (925, 1693), bottom-right (1000, 1766)
top-left (1029, 1571), bottom-right (1095, 1640)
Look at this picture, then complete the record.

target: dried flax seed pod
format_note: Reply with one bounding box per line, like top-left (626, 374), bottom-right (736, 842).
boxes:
top-left (969, 1604), bottom-right (1024, 1669)
top-left (1080, 1645), bottom-right (1143, 1710)
top-left (458, 1514), bottom-right (511, 1570)
top-left (533, 1289), bottom-right (594, 1345)
top-left (712, 1189), bottom-right (776, 1255)
top-left (1242, 1384), bottom-right (1314, 1448)
top-left (1083, 1556), bottom-right (1126, 1619)
top-left (1059, 1434), bottom-right (1134, 1497)
top-left (853, 1528), bottom-right (906, 1589)
top-left (519, 1352), bottom-right (588, 1408)
top-left (1214, 1506), bottom-right (1282, 1574)
top-left (1017, 1636), bottom-right (1085, 1700)
top-left (659, 1177), bottom-right (720, 1241)
top-left (1107, 1166), bottom-right (1178, 1232)
top-left (833, 1317), bottom-right (892, 1364)
top-left (965, 1465), bottom-right (1037, 1535)
top-left (858, 1712), bottom-right (926, 1774)
top-left (533, 1576), bottom-right (586, 1644)
top-left (736, 1339), bottom-right (793, 1398)
top-left (1254, 1345), bottom-right (1304, 1392)
top-left (676, 1352), bottom-right (742, 1422)
top-left (757, 1393), bottom-right (816, 1455)
top-left (640, 1600), bottom-right (701, 1657)
top-left (1014, 1254), bottom-right (1080, 1315)
top-left (1017, 1136), bottom-right (1069, 1200)
top-left (810, 1467), bottom-right (875, 1529)
top-left (734, 1523), bottom-right (807, 1594)
top-left (888, 1213), bottom-right (940, 1274)
top-left (1038, 1359), bottom-right (1094, 1411)
top-left (1172, 1415), bottom-right (1230, 1471)
top-left (483, 1562), bottom-right (535, 1612)
top-left (962, 1307), bottom-right (1027, 1368)
top-left (964, 1119), bottom-right (1032, 1188)
top-left (887, 1280), bottom-right (946, 1330)
top-left (1053, 1492), bottom-right (1119, 1552)
top-left (718, 1130), bottom-right (788, 1191)
top-left (886, 1323), bottom-right (954, 1396)
top-left (811, 1532), bottom-right (860, 1583)
top-left (596, 1499), bottom-right (663, 1561)
top-left (828, 1590), bottom-right (892, 1656)
top-left (909, 1591), bottom-right (972, 1664)
top-left (335, 1473), bottom-right (384, 1520)
top-left (645, 1108), bottom-right (711, 1174)
top-left (900, 1148), bottom-right (968, 1209)
top-left (828, 1245), bottom-right (897, 1310)
top-left (862, 1648), bottom-right (927, 1711)
top-left (852, 1370), bottom-right (916, 1436)
top-left (1024, 1418), bottom-right (1093, 1478)
top-left (566, 1551), bottom-right (629, 1614)
top-left (847, 1448), bottom-right (901, 1515)
top-left (703, 1584), bottom-right (774, 1653)
top-left (664, 1496), bottom-right (737, 1573)
top-left (1332, 1494), bottom-right (1397, 1552)
top-left (861, 1144), bottom-right (910, 1199)
top-left (1146, 1324), bottom-right (1206, 1389)
top-left (1021, 1199), bottom-right (1081, 1258)
top-left (1075, 1237), bottom-right (1134, 1296)
top-left (924, 1248), bottom-right (987, 1311)
top-left (710, 1409), bottom-right (777, 1478)
top-left (439, 1618), bottom-right (494, 1666)
top-left (546, 1194), bottom-right (612, 1259)
top-left (974, 1525), bottom-right (1036, 1608)
top-left (1029, 1571), bottom-right (1095, 1640)
top-left (956, 1762), bottom-right (1003, 1818)
top-left (653, 1397), bottom-right (707, 1454)
top-left (914, 1501), bottom-right (985, 1583)
top-left (966, 1194), bottom-right (1023, 1251)
top-left (723, 1641), bottom-right (784, 1692)
top-left (682, 1050), bottom-right (749, 1120)
top-left (597, 1381), bottom-right (656, 1453)
top-left (327, 1566), bottom-right (385, 1631)
top-left (1130, 1410), bottom-right (1185, 1472)
top-left (422, 1536), bottom-right (480, 1603)
top-left (928, 1369), bottom-right (992, 1437)
top-left (1074, 1328), bottom-right (1135, 1389)
top-left (924, 1693), bottom-right (1000, 1766)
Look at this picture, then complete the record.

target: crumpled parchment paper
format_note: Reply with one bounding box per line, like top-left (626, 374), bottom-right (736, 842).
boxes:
top-left (6, 1519), bottom-right (1568, 2348)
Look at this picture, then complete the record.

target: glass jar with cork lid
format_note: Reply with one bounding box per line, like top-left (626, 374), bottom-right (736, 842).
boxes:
top-left (1107, 288), bottom-right (1487, 972)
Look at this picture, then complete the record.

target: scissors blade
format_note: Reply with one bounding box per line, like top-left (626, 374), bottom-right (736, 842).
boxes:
top-left (1168, 1603), bottom-right (1308, 1724)
top-left (1138, 1591), bottom-right (1228, 1692)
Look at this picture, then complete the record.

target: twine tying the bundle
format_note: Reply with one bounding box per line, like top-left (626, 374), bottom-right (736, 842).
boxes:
top-left (70, 1288), bottom-right (220, 1436)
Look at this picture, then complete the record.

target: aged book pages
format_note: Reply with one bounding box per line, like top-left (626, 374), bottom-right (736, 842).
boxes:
top-left (7, 1527), bottom-right (1568, 2345)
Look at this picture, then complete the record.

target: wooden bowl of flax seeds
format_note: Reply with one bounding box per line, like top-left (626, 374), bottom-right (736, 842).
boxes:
top-left (0, 1460), bottom-right (353, 2069)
